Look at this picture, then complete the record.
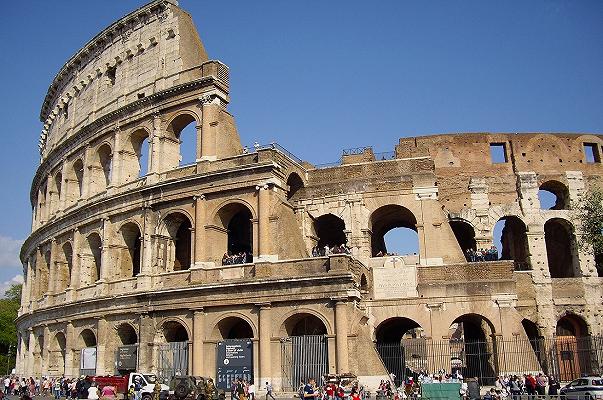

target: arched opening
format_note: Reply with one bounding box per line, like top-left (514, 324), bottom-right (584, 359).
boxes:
top-left (555, 315), bottom-right (591, 380)
top-left (596, 252), bottom-right (603, 278)
top-left (280, 313), bottom-right (329, 390)
top-left (370, 205), bottom-right (418, 257)
top-left (117, 324), bottom-right (138, 345)
top-left (52, 171), bottom-right (62, 214)
top-left (286, 173), bottom-right (304, 201)
top-left (86, 233), bottom-right (102, 284)
top-left (449, 314), bottom-right (496, 384)
top-left (167, 114), bottom-right (197, 167)
top-left (313, 214), bottom-right (347, 250)
top-left (360, 273), bottom-right (368, 292)
top-left (493, 216), bottom-right (530, 269)
top-left (39, 250), bottom-right (51, 298)
top-left (38, 179), bottom-right (48, 223)
top-left (120, 223), bottom-right (142, 277)
top-left (283, 313), bottom-right (328, 337)
top-left (216, 203), bottom-right (254, 265)
top-left (98, 143), bottom-right (113, 188)
top-left (162, 213), bottom-right (192, 271)
top-left (56, 242), bottom-right (73, 292)
top-left (79, 329), bottom-right (97, 348)
top-left (545, 218), bottom-right (578, 278)
top-left (522, 319), bottom-right (546, 370)
top-left (49, 332), bottom-right (66, 376)
top-left (73, 159), bottom-right (84, 198)
top-left (450, 220), bottom-right (477, 260)
top-left (163, 321), bottom-right (189, 343)
top-left (538, 181), bottom-right (570, 210)
top-left (214, 317), bottom-right (254, 339)
top-left (375, 318), bottom-right (424, 385)
top-left (126, 129), bottom-right (150, 180)
top-left (77, 329), bottom-right (97, 376)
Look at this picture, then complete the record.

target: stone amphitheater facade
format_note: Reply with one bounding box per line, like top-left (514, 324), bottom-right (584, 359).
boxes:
top-left (16, 0), bottom-right (603, 390)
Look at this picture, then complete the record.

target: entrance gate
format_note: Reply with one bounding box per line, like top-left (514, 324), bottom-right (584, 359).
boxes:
top-left (376, 338), bottom-right (427, 386)
top-left (280, 335), bottom-right (328, 391)
top-left (158, 341), bottom-right (189, 382)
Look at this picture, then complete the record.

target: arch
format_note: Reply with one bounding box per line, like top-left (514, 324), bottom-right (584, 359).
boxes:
top-left (160, 211), bottom-right (193, 271)
top-left (119, 222), bottom-right (142, 277)
top-left (97, 143), bottom-right (113, 188)
top-left (282, 312), bottom-right (328, 337)
top-left (78, 328), bottom-right (97, 348)
top-left (522, 319), bottom-right (542, 341)
top-left (449, 219), bottom-right (477, 258)
top-left (556, 314), bottom-right (589, 337)
top-left (375, 317), bottom-right (423, 343)
top-left (313, 213), bottom-right (347, 249)
top-left (545, 218), bottom-right (579, 278)
top-left (538, 180), bottom-right (570, 210)
top-left (161, 320), bottom-right (190, 342)
top-left (86, 232), bottom-right (102, 284)
top-left (286, 173), bottom-right (304, 201)
top-left (493, 216), bottom-right (530, 269)
top-left (211, 316), bottom-right (255, 340)
top-left (449, 314), bottom-right (497, 384)
top-left (360, 273), bottom-right (368, 292)
top-left (49, 332), bottom-right (66, 376)
top-left (116, 323), bottom-right (138, 345)
top-left (56, 242), bottom-right (73, 292)
top-left (51, 170), bottom-right (62, 214)
top-left (72, 158), bottom-right (84, 199)
top-left (215, 201), bottom-right (254, 259)
top-left (166, 112), bottom-right (199, 167)
top-left (128, 128), bottom-right (151, 179)
top-left (370, 205), bottom-right (418, 256)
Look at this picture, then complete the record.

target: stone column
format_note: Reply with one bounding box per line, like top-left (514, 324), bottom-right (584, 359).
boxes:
top-left (111, 128), bottom-right (122, 186)
top-left (195, 124), bottom-right (203, 161)
top-left (42, 325), bottom-right (50, 375)
top-left (100, 218), bottom-right (111, 281)
top-left (200, 102), bottom-right (217, 161)
top-left (48, 239), bottom-right (58, 294)
top-left (70, 228), bottom-right (82, 290)
top-left (149, 114), bottom-right (162, 176)
top-left (193, 195), bottom-right (206, 266)
top-left (258, 184), bottom-right (274, 260)
top-left (96, 318), bottom-right (108, 375)
top-left (137, 313), bottom-right (153, 372)
top-left (334, 301), bottom-right (349, 373)
top-left (59, 161), bottom-right (68, 212)
top-left (65, 321), bottom-right (76, 378)
top-left (27, 329), bottom-right (35, 376)
top-left (258, 304), bottom-right (272, 384)
top-left (82, 144), bottom-right (92, 199)
top-left (192, 309), bottom-right (205, 376)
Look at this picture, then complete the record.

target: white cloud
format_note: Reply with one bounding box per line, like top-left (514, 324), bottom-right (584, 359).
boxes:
top-left (0, 235), bottom-right (24, 269)
top-left (0, 274), bottom-right (24, 298)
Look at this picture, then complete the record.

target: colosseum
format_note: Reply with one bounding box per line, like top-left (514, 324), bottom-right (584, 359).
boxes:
top-left (16, 0), bottom-right (603, 391)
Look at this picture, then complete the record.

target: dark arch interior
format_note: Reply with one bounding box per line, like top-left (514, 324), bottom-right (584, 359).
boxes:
top-left (285, 314), bottom-right (328, 336)
top-left (98, 144), bottom-right (112, 186)
top-left (122, 224), bottom-right (142, 276)
top-left (55, 333), bottom-right (66, 351)
top-left (286, 173), bottom-right (304, 200)
top-left (174, 219), bottom-right (192, 270)
top-left (450, 315), bottom-right (495, 384)
top-left (371, 205), bottom-right (418, 256)
top-left (451, 314), bottom-right (493, 341)
top-left (538, 181), bottom-right (570, 210)
top-left (80, 329), bottom-right (97, 347)
top-left (87, 233), bottom-right (102, 282)
top-left (314, 214), bottom-right (347, 248)
top-left (164, 322), bottom-right (189, 342)
top-left (522, 319), bottom-right (541, 340)
top-left (450, 220), bottom-right (477, 254)
top-left (375, 318), bottom-right (422, 343)
top-left (117, 324), bottom-right (138, 345)
top-left (545, 219), bottom-right (577, 278)
top-left (596, 253), bottom-right (603, 277)
top-left (497, 216), bottom-right (530, 267)
top-left (228, 208), bottom-right (253, 255)
top-left (556, 315), bottom-right (588, 337)
top-left (73, 159), bottom-right (84, 196)
top-left (360, 273), bottom-right (368, 292)
top-left (217, 317), bottom-right (254, 339)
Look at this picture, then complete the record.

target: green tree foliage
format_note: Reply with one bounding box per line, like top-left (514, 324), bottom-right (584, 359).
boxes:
top-left (0, 283), bottom-right (21, 373)
top-left (573, 186), bottom-right (603, 272)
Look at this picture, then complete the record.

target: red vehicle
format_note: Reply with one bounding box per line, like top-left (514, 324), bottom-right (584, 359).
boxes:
top-left (91, 373), bottom-right (169, 400)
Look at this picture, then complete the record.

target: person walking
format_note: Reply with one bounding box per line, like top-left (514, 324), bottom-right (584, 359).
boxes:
top-left (265, 382), bottom-right (275, 400)
top-left (248, 381), bottom-right (255, 400)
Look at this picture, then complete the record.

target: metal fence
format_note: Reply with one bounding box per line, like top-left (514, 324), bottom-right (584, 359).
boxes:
top-left (158, 341), bottom-right (189, 382)
top-left (281, 335), bottom-right (329, 391)
top-left (376, 336), bottom-right (603, 386)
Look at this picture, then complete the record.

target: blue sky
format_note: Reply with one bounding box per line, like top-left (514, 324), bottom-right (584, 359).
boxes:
top-left (0, 1), bottom-right (601, 294)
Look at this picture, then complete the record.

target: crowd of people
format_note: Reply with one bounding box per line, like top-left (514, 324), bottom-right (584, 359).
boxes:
top-left (464, 247), bottom-right (499, 262)
top-left (1, 375), bottom-right (104, 399)
top-left (296, 377), bottom-right (367, 400)
top-left (311, 244), bottom-right (351, 257)
top-left (221, 251), bottom-right (253, 265)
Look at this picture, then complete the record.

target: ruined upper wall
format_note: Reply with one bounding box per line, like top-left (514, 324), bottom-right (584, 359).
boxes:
top-left (38, 0), bottom-right (209, 159)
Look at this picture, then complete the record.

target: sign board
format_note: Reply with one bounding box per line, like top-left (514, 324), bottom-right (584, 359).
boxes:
top-left (216, 339), bottom-right (253, 390)
top-left (372, 264), bottom-right (418, 299)
top-left (117, 345), bottom-right (138, 371)
top-left (80, 347), bottom-right (97, 370)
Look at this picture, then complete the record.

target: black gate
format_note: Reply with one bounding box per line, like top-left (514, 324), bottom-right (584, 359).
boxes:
top-left (158, 341), bottom-right (189, 382)
top-left (376, 338), bottom-right (427, 386)
top-left (281, 335), bottom-right (328, 391)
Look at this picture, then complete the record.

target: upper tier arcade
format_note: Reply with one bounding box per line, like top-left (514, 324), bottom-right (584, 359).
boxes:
top-left (38, 0), bottom-right (209, 159)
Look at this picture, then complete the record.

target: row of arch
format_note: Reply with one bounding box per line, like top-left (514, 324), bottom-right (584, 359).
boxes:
top-left (34, 113), bottom-right (201, 228)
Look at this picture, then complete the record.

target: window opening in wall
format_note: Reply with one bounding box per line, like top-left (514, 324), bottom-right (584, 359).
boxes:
top-left (538, 181), bottom-right (570, 210)
top-left (107, 66), bottom-right (116, 85)
top-left (370, 205), bottom-right (419, 258)
top-left (179, 122), bottom-right (196, 166)
top-left (63, 104), bottom-right (69, 120)
top-left (137, 92), bottom-right (145, 99)
top-left (137, 137), bottom-right (150, 178)
top-left (489, 143), bottom-right (508, 163)
top-left (583, 143), bottom-right (601, 163)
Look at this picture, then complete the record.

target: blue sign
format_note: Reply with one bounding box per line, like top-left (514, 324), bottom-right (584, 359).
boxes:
top-left (216, 339), bottom-right (253, 390)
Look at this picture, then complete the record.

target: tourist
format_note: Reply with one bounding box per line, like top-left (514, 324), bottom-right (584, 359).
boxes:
top-left (303, 378), bottom-right (319, 399)
top-left (264, 382), bottom-right (275, 400)
top-left (547, 376), bottom-right (560, 396)
top-left (247, 381), bottom-right (255, 400)
top-left (100, 384), bottom-right (116, 400)
top-left (88, 382), bottom-right (99, 400)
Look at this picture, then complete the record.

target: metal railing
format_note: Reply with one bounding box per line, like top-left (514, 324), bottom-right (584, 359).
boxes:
top-left (241, 142), bottom-right (304, 165)
top-left (376, 336), bottom-right (603, 386)
top-left (342, 146), bottom-right (373, 155)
